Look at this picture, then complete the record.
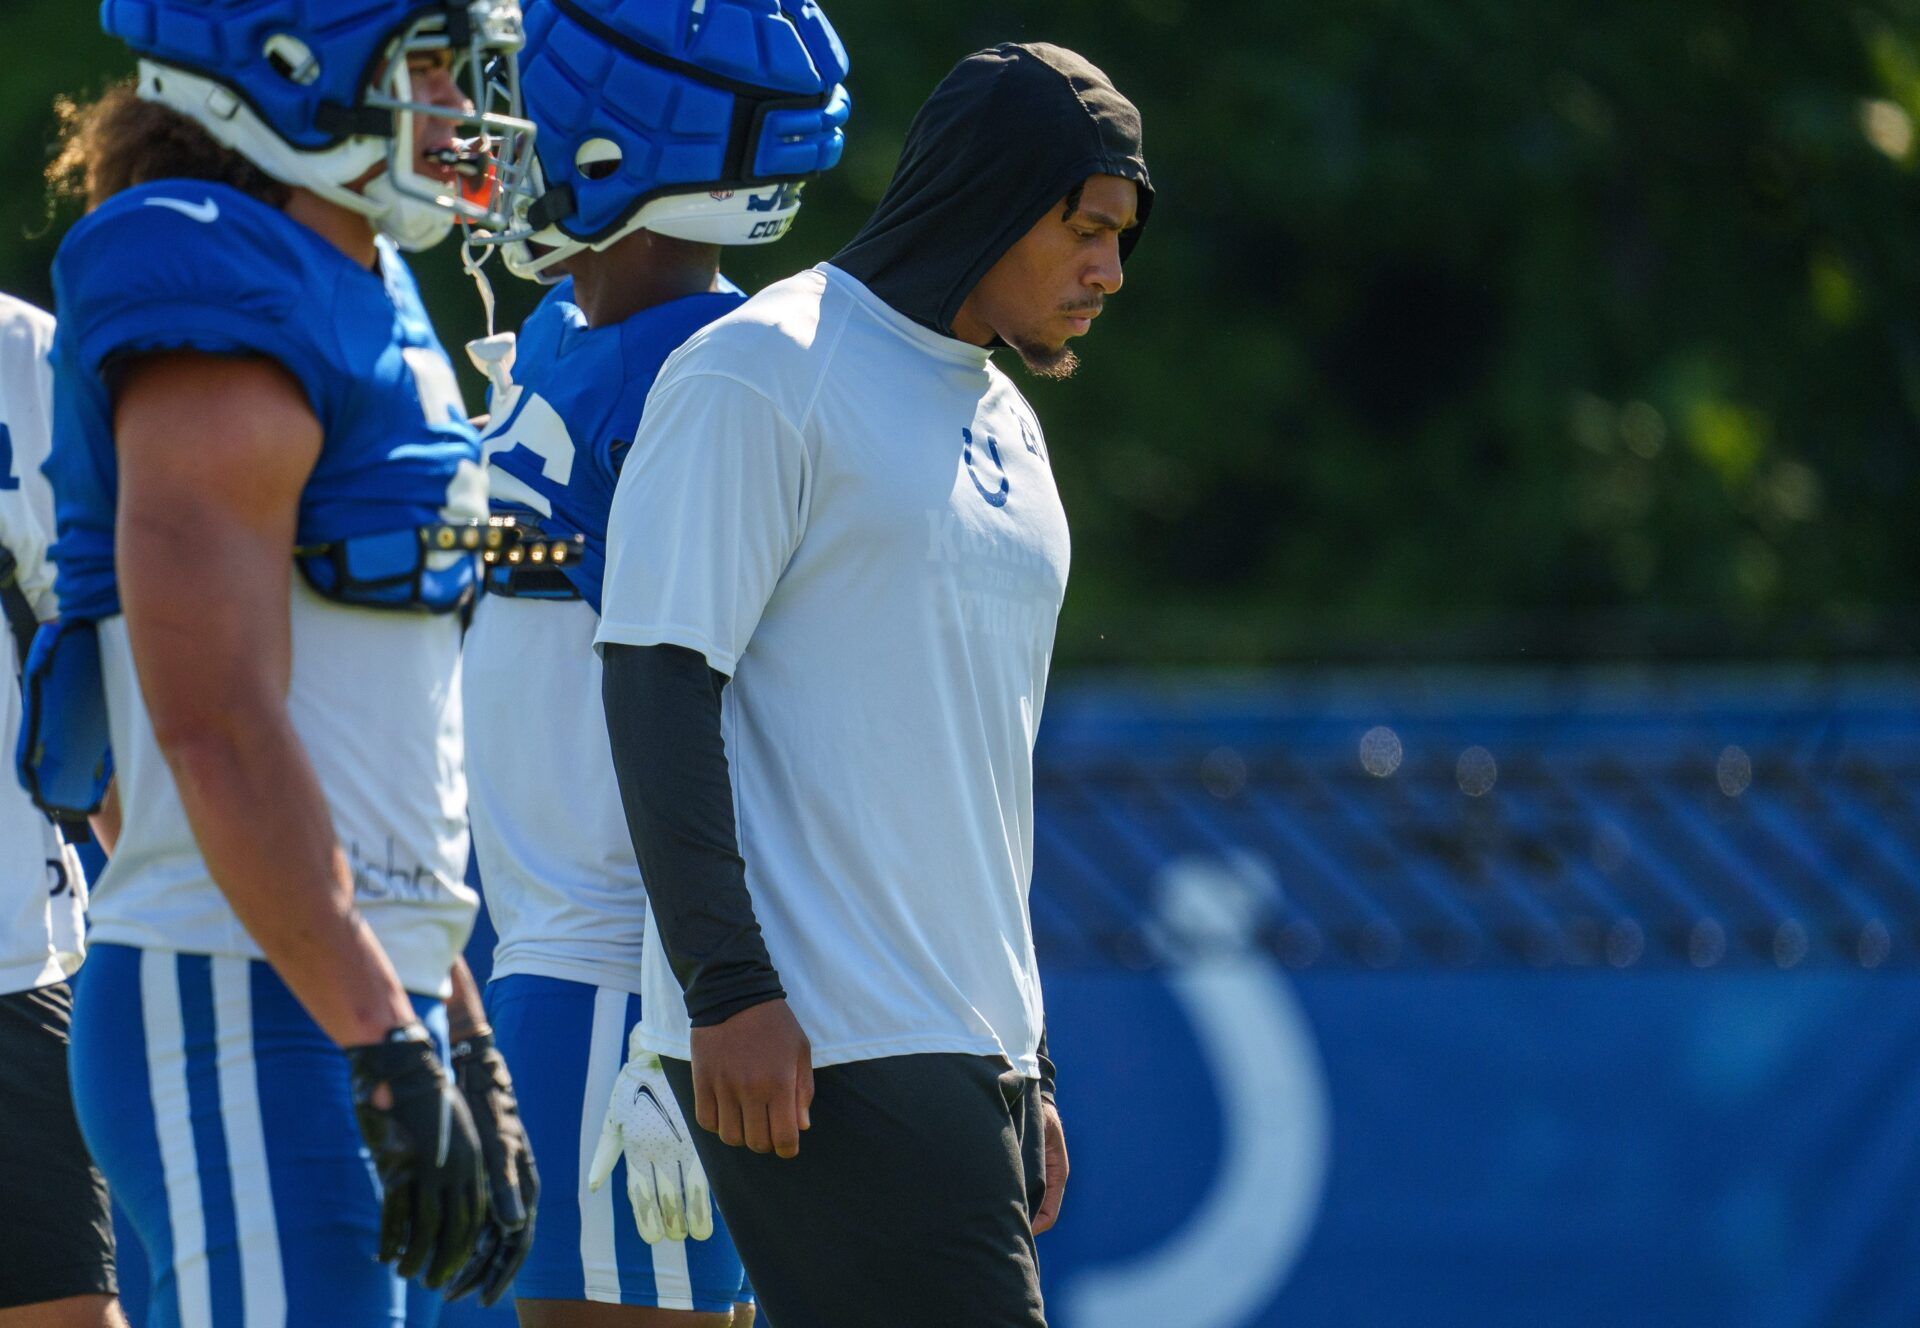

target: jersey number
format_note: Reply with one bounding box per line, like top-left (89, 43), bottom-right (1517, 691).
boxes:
top-left (0, 424), bottom-right (18, 491)
top-left (483, 391), bottom-right (576, 518)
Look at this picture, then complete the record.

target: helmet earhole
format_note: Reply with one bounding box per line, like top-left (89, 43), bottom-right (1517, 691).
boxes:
top-left (576, 138), bottom-right (623, 181)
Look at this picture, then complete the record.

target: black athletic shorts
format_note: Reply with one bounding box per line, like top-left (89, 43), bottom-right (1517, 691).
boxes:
top-left (663, 1051), bottom-right (1049, 1328)
top-left (0, 981), bottom-right (116, 1309)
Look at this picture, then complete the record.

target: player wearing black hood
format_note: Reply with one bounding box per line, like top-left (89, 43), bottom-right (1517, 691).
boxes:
top-left (834, 41), bottom-right (1150, 374)
top-left (595, 43), bottom-right (1151, 1328)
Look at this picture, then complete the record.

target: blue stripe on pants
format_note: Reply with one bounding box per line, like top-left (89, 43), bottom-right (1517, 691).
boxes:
top-left (71, 944), bottom-right (450, 1327)
top-left (485, 974), bottom-right (751, 1311)
top-left (178, 956), bottom-right (244, 1328)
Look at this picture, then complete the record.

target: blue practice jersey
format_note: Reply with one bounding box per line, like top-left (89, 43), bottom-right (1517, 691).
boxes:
top-left (47, 180), bottom-right (483, 620)
top-left (44, 179), bottom-right (479, 994)
top-left (481, 279), bottom-right (745, 611)
top-left (466, 279), bottom-right (745, 994)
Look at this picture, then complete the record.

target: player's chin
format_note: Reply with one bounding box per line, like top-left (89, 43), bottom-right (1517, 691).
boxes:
top-left (1011, 334), bottom-right (1082, 381)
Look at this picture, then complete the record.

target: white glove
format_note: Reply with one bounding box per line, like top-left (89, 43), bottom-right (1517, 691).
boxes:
top-left (586, 1027), bottom-right (714, 1244)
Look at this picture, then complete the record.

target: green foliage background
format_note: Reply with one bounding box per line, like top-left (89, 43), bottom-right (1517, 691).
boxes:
top-left (5, 2), bottom-right (1920, 666)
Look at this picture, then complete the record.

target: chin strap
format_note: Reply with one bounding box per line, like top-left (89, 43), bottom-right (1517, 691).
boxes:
top-left (461, 230), bottom-right (501, 337)
top-left (461, 233), bottom-right (518, 400)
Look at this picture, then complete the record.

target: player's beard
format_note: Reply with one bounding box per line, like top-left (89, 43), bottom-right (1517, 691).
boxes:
top-left (1011, 337), bottom-right (1080, 380)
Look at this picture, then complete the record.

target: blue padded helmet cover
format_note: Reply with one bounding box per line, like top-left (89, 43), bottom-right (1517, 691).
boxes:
top-left (521, 0), bottom-right (849, 243)
top-left (100, 0), bottom-right (442, 150)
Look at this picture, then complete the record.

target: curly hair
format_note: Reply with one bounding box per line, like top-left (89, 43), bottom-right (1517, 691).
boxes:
top-left (47, 82), bottom-right (290, 211)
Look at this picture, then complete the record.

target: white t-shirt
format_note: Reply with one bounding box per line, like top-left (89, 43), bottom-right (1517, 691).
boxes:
top-left (464, 595), bottom-right (646, 991)
top-left (596, 264), bottom-right (1068, 1074)
top-left (88, 581), bottom-right (475, 996)
top-left (0, 293), bottom-right (86, 995)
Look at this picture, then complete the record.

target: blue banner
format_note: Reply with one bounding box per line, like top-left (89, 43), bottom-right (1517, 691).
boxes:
top-left (1040, 960), bottom-right (1920, 1327)
top-left (120, 672), bottom-right (1920, 1326)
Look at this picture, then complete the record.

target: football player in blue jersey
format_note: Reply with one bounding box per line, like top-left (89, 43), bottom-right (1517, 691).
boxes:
top-left (456, 2), bottom-right (848, 1324)
top-left (38, 3), bottom-right (539, 1323)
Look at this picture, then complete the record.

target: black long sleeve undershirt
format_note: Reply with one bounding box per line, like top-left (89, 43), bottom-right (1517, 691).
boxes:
top-left (601, 642), bottom-right (786, 1027)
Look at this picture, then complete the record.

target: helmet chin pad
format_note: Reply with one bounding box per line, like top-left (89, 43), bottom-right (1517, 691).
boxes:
top-left (362, 171), bottom-right (460, 252)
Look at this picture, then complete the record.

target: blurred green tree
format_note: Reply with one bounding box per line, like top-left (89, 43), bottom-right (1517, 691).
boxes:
top-left (6, 1), bottom-right (1919, 666)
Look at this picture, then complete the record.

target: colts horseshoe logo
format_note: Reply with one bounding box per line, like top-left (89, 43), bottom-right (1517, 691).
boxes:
top-left (963, 427), bottom-right (1010, 508)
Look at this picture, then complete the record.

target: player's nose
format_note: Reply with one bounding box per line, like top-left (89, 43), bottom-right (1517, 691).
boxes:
top-left (1087, 231), bottom-right (1124, 296)
top-left (415, 65), bottom-right (471, 116)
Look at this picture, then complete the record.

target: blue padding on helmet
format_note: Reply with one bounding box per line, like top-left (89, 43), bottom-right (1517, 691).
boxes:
top-left (100, 0), bottom-right (435, 149)
top-left (567, 0), bottom-right (843, 94)
top-left (779, 0), bottom-right (849, 95)
top-left (753, 84), bottom-right (848, 178)
top-left (525, 0), bottom-right (850, 243)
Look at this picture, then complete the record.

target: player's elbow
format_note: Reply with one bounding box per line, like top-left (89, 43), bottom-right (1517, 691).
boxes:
top-left (146, 686), bottom-right (282, 789)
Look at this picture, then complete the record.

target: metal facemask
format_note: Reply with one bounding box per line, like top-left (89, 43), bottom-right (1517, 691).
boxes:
top-left (351, 1), bottom-right (539, 249)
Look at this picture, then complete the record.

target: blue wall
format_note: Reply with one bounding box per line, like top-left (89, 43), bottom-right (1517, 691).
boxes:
top-left (1039, 964), bottom-right (1920, 1327)
top-left (120, 671), bottom-right (1920, 1326)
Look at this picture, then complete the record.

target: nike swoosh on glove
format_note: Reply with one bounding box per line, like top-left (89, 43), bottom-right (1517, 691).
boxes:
top-left (445, 1030), bottom-right (540, 1306)
top-left (344, 1026), bottom-right (486, 1288)
top-left (586, 1026), bottom-right (714, 1244)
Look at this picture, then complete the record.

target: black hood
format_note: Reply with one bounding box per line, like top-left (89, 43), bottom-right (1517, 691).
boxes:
top-left (832, 42), bottom-right (1153, 338)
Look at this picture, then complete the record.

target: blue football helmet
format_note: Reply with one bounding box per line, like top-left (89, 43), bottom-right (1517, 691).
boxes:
top-left (101, 0), bottom-right (538, 250)
top-left (488, 0), bottom-right (850, 279)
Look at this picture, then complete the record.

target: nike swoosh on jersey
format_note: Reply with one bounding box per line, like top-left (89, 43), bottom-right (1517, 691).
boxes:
top-left (143, 196), bottom-right (220, 224)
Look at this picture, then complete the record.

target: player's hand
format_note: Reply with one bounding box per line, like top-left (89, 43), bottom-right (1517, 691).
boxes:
top-left (587, 1027), bottom-right (714, 1243)
top-left (444, 1030), bottom-right (540, 1305)
top-left (1033, 1098), bottom-right (1069, 1235)
top-left (689, 998), bottom-right (813, 1158)
top-left (344, 1026), bottom-right (487, 1288)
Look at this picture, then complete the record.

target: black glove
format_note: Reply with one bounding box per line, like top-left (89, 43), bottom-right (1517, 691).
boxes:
top-left (444, 1030), bottom-right (540, 1306)
top-left (345, 1025), bottom-right (486, 1289)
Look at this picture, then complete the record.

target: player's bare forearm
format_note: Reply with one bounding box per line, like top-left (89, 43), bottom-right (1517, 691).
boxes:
top-left (89, 777), bottom-right (122, 855)
top-left (157, 705), bottom-right (412, 1045)
top-left (116, 351), bottom-right (414, 1048)
top-left (447, 956), bottom-right (489, 1043)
